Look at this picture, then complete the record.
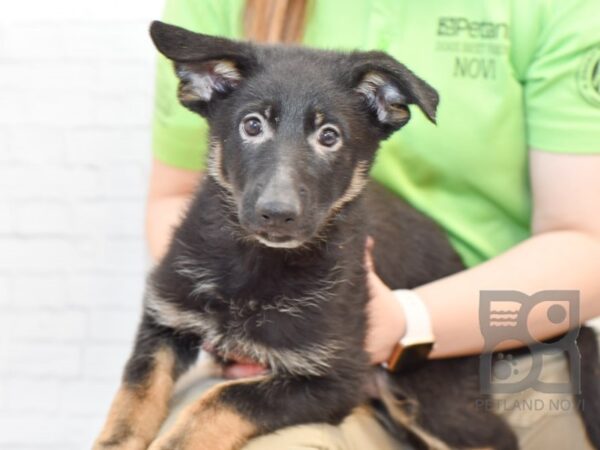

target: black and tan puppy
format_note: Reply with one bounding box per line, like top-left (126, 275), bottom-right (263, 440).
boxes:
top-left (94, 21), bottom-right (600, 450)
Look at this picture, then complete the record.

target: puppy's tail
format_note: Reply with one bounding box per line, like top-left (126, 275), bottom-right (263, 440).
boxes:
top-left (574, 326), bottom-right (600, 448)
top-left (369, 370), bottom-right (451, 450)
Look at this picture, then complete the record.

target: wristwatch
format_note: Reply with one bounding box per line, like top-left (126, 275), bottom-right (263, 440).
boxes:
top-left (383, 289), bottom-right (435, 373)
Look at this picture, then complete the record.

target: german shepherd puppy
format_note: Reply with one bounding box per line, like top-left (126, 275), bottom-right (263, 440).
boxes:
top-left (94, 21), bottom-right (600, 450)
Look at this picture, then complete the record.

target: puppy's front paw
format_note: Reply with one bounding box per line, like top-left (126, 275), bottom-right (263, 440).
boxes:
top-left (148, 434), bottom-right (185, 450)
top-left (148, 427), bottom-right (246, 450)
top-left (92, 435), bottom-right (147, 450)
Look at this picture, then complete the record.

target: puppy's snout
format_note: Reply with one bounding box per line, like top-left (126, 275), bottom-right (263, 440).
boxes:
top-left (256, 199), bottom-right (300, 229)
top-left (245, 167), bottom-right (308, 243)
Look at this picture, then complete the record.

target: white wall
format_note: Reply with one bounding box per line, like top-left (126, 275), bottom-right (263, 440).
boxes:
top-left (0, 1), bottom-right (164, 448)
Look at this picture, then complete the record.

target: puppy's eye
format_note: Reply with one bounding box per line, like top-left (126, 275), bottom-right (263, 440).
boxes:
top-left (318, 127), bottom-right (340, 147)
top-left (242, 116), bottom-right (263, 137)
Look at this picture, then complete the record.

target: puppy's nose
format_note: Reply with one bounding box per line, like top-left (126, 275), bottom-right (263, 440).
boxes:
top-left (256, 200), bottom-right (300, 228)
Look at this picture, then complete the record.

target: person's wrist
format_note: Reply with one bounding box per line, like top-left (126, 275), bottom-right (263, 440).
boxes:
top-left (382, 289), bottom-right (407, 360)
top-left (384, 289), bottom-right (435, 372)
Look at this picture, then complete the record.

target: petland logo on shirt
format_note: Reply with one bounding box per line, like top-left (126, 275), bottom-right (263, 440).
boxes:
top-left (435, 17), bottom-right (510, 80)
top-left (438, 17), bottom-right (509, 40)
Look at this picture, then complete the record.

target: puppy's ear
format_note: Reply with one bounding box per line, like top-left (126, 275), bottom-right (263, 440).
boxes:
top-left (150, 21), bottom-right (258, 116)
top-left (349, 51), bottom-right (439, 136)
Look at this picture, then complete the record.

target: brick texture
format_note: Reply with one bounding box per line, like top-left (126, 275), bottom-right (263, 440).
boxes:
top-left (0, 1), bottom-right (162, 448)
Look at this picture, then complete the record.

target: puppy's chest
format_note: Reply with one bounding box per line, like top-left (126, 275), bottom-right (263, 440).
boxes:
top-left (147, 261), bottom-right (344, 375)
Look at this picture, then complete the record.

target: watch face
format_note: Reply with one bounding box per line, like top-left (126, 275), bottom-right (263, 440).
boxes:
top-left (387, 342), bottom-right (434, 373)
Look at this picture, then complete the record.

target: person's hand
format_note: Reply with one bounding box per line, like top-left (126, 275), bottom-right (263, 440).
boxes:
top-left (203, 343), bottom-right (268, 379)
top-left (223, 358), bottom-right (268, 379)
top-left (364, 237), bottom-right (406, 364)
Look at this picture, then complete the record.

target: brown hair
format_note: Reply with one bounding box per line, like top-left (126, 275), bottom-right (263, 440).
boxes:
top-left (243, 0), bottom-right (309, 44)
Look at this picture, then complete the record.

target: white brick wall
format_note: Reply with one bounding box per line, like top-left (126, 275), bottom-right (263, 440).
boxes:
top-left (0, 1), bottom-right (163, 448)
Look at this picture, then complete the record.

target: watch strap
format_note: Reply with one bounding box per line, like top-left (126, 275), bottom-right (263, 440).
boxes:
top-left (383, 289), bottom-right (435, 372)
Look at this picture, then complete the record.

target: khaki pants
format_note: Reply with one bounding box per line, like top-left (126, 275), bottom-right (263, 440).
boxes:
top-left (162, 349), bottom-right (595, 450)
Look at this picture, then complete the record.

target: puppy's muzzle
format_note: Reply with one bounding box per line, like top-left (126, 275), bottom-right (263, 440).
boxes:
top-left (248, 167), bottom-right (307, 243)
top-left (256, 198), bottom-right (299, 228)
top-left (254, 195), bottom-right (301, 243)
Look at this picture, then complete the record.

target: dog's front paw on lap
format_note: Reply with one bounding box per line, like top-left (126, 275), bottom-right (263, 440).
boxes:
top-left (148, 404), bottom-right (258, 450)
top-left (148, 418), bottom-right (255, 450)
top-left (92, 435), bottom-right (148, 450)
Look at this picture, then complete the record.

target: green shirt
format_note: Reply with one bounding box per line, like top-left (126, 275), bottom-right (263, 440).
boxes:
top-left (153, 0), bottom-right (600, 267)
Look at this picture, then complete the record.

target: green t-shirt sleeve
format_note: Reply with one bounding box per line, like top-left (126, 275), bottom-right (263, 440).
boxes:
top-left (525, 0), bottom-right (600, 154)
top-left (152, 0), bottom-right (243, 170)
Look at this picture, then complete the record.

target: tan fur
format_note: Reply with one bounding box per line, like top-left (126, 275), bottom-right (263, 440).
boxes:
top-left (314, 111), bottom-right (325, 127)
top-left (93, 347), bottom-right (176, 450)
top-left (388, 103), bottom-right (410, 122)
top-left (179, 85), bottom-right (201, 104)
top-left (355, 72), bottom-right (409, 124)
top-left (178, 60), bottom-right (241, 104)
top-left (207, 138), bottom-right (235, 193)
top-left (149, 376), bottom-right (268, 450)
top-left (213, 61), bottom-right (242, 82)
top-left (331, 161), bottom-right (370, 212)
top-left (354, 72), bottom-right (385, 97)
top-left (376, 375), bottom-right (451, 450)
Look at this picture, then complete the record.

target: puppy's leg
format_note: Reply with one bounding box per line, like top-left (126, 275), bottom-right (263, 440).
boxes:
top-left (149, 374), bottom-right (363, 450)
top-left (94, 312), bottom-right (201, 450)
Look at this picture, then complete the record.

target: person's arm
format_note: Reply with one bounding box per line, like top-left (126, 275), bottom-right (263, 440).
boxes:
top-left (146, 157), bottom-right (203, 261)
top-left (366, 150), bottom-right (600, 363)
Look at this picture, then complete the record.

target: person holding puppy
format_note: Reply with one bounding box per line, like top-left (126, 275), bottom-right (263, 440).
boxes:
top-left (147, 0), bottom-right (600, 448)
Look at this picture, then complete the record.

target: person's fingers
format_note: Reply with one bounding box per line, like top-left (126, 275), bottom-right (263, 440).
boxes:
top-left (203, 343), bottom-right (262, 365)
top-left (364, 236), bottom-right (375, 272)
top-left (226, 354), bottom-right (258, 365)
top-left (223, 363), bottom-right (269, 379)
top-left (365, 235), bottom-right (374, 251)
top-left (203, 344), bottom-right (268, 379)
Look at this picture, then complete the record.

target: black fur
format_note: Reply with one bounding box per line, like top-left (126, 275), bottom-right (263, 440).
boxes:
top-left (574, 326), bottom-right (600, 446)
top-left (99, 21), bottom-right (600, 450)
